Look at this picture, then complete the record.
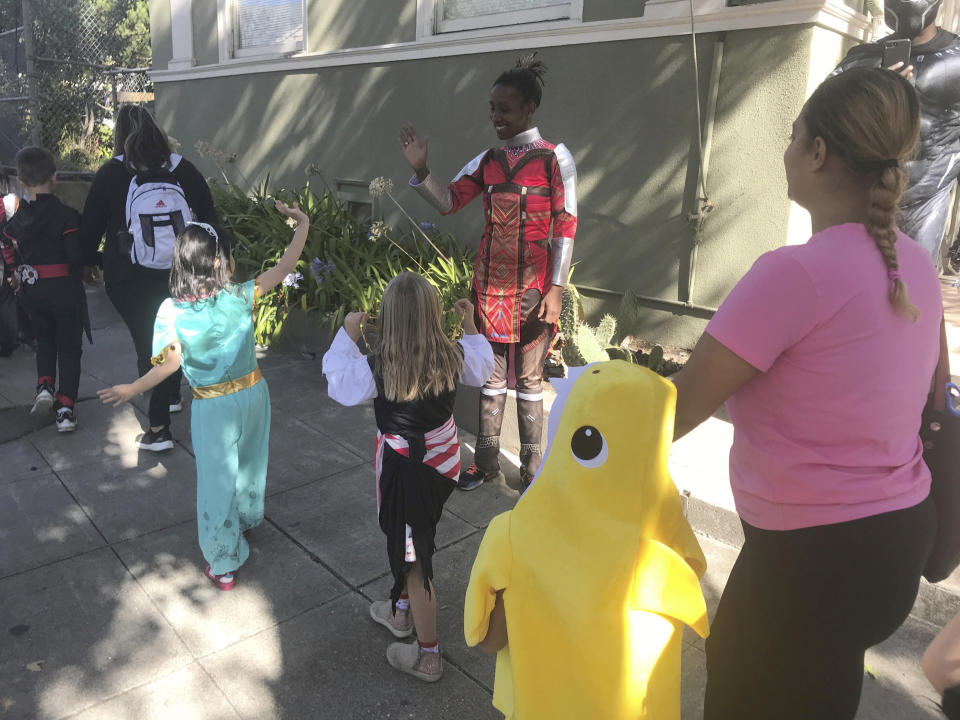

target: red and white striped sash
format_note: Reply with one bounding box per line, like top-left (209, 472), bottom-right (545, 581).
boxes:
top-left (374, 415), bottom-right (461, 506)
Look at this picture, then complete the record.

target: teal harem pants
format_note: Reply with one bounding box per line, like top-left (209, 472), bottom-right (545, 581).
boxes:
top-left (190, 378), bottom-right (271, 575)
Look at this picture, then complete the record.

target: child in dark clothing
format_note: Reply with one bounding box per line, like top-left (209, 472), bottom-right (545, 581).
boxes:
top-left (3, 147), bottom-right (87, 431)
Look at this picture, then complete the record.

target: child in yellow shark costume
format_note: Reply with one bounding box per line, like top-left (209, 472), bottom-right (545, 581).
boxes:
top-left (464, 361), bottom-right (709, 719)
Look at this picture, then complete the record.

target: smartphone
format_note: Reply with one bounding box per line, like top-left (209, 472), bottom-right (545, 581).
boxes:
top-left (882, 39), bottom-right (912, 70)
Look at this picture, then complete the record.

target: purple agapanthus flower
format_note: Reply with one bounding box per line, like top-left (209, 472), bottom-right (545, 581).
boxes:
top-left (282, 271), bottom-right (303, 289)
top-left (418, 221), bottom-right (438, 233)
top-left (309, 257), bottom-right (336, 283)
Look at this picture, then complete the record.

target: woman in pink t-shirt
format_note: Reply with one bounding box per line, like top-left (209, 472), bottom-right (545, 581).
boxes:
top-left (673, 68), bottom-right (942, 719)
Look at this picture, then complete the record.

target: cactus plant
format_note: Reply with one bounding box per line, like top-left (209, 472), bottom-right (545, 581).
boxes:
top-left (595, 314), bottom-right (616, 348)
top-left (563, 313), bottom-right (635, 367)
top-left (646, 345), bottom-right (664, 373)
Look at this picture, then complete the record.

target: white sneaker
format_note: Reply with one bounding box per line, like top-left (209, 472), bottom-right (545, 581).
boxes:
top-left (31, 385), bottom-right (54, 417)
top-left (55, 406), bottom-right (77, 433)
top-left (169, 396), bottom-right (183, 414)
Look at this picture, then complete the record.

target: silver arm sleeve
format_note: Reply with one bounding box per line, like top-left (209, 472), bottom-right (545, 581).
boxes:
top-left (550, 236), bottom-right (574, 286)
top-left (409, 173), bottom-right (453, 214)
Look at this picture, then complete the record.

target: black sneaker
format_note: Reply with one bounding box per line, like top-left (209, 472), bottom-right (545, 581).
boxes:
top-left (55, 406), bottom-right (77, 433)
top-left (138, 426), bottom-right (174, 452)
top-left (31, 382), bottom-right (54, 417)
top-left (457, 463), bottom-right (503, 491)
top-left (169, 395), bottom-right (183, 414)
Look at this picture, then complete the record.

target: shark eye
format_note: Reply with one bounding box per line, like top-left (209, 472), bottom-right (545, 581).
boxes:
top-left (571, 426), bottom-right (607, 468)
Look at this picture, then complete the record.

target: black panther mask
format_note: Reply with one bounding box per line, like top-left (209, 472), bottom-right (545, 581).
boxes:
top-left (885, 0), bottom-right (942, 38)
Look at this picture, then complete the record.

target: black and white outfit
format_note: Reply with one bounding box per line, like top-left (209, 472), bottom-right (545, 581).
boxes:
top-left (80, 154), bottom-right (217, 438)
top-left (322, 329), bottom-right (494, 604)
top-left (3, 194), bottom-right (87, 425)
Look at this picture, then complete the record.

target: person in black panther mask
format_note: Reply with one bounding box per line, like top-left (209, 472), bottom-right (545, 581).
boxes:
top-left (833, 0), bottom-right (960, 267)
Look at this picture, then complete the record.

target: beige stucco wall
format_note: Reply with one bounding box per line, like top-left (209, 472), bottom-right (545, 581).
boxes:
top-left (150, 18), bottom-right (852, 348)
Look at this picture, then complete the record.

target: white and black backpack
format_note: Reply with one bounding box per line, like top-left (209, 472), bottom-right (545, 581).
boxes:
top-left (120, 153), bottom-right (194, 270)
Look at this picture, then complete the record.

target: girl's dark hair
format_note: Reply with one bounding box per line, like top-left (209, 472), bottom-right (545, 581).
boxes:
top-left (113, 105), bottom-right (172, 174)
top-left (493, 53), bottom-right (547, 107)
top-left (169, 223), bottom-right (233, 301)
top-left (803, 67), bottom-right (921, 321)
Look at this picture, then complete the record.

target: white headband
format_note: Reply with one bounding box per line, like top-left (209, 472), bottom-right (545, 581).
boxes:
top-left (186, 221), bottom-right (220, 252)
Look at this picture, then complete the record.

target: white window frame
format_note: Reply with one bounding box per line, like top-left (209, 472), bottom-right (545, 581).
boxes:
top-left (158, 0), bottom-right (873, 83)
top-left (217, 0), bottom-right (306, 61)
top-left (417, 0), bottom-right (583, 37)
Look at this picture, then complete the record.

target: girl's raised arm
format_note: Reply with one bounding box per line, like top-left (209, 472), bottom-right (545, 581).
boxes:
top-left (256, 201), bottom-right (310, 296)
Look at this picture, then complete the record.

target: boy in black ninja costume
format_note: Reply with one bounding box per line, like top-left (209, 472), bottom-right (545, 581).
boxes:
top-left (4, 147), bottom-right (90, 431)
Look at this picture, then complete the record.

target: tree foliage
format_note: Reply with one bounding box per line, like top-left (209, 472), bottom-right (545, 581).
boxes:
top-left (9, 0), bottom-right (153, 167)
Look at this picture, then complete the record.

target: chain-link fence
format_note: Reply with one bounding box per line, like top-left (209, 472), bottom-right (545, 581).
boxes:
top-left (0, 0), bottom-right (152, 172)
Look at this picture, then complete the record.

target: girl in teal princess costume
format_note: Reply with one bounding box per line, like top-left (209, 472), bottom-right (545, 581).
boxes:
top-left (99, 200), bottom-right (309, 590)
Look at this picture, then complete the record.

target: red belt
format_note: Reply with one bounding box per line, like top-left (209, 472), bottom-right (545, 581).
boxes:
top-left (34, 264), bottom-right (70, 279)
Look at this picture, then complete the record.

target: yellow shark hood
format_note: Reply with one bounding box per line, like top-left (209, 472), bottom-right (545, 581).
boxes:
top-left (465, 361), bottom-right (708, 719)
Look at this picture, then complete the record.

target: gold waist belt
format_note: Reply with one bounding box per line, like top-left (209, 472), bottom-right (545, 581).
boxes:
top-left (192, 367), bottom-right (262, 400)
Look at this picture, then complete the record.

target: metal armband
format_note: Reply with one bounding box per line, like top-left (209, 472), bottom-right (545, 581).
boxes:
top-left (409, 173), bottom-right (453, 214)
top-left (550, 237), bottom-right (574, 286)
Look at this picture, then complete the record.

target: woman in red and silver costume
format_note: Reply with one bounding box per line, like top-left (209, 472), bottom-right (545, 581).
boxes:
top-left (399, 55), bottom-right (577, 491)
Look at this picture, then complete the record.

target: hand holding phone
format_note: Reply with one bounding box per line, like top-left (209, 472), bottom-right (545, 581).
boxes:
top-left (883, 39), bottom-right (913, 76)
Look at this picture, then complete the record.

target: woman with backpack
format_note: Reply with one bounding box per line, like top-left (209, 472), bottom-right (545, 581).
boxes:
top-left (81, 105), bottom-right (218, 451)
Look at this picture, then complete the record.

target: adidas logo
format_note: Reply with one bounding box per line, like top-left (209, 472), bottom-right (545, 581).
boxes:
top-left (155, 200), bottom-right (167, 208)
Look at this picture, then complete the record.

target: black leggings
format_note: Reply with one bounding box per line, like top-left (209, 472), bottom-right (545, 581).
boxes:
top-left (22, 278), bottom-right (83, 404)
top-left (106, 266), bottom-right (182, 428)
top-left (704, 495), bottom-right (936, 720)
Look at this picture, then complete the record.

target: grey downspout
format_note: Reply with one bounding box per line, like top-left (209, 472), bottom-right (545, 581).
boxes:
top-left (681, 32), bottom-right (725, 306)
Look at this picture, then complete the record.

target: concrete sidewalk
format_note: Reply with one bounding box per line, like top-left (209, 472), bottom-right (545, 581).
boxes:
top-left (0, 286), bottom-right (947, 719)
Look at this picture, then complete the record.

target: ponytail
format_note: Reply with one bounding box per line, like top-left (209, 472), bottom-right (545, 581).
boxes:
top-left (493, 53), bottom-right (548, 107)
top-left (804, 68), bottom-right (921, 322)
top-left (865, 165), bottom-right (920, 321)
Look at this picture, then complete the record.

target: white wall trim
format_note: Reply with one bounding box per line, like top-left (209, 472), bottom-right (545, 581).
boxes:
top-left (152, 0), bottom-right (870, 83)
top-left (167, 0), bottom-right (196, 71)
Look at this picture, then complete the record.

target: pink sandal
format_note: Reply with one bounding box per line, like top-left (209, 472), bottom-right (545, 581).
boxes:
top-left (204, 564), bottom-right (236, 591)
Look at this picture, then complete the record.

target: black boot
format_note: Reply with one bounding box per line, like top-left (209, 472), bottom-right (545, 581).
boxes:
top-left (459, 389), bottom-right (507, 491)
top-left (517, 393), bottom-right (544, 491)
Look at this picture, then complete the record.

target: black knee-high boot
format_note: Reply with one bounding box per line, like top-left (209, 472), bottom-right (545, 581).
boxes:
top-left (475, 389), bottom-right (507, 475)
top-left (516, 392), bottom-right (544, 488)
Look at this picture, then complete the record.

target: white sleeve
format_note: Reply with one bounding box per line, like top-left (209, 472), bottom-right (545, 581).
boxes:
top-left (322, 327), bottom-right (378, 406)
top-left (458, 333), bottom-right (495, 388)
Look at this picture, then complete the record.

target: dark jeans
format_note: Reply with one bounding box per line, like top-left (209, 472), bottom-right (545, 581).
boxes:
top-left (21, 278), bottom-right (83, 404)
top-left (106, 265), bottom-right (182, 428)
top-left (704, 495), bottom-right (936, 720)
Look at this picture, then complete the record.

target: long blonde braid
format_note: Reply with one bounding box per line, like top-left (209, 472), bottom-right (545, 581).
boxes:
top-left (805, 68), bottom-right (921, 321)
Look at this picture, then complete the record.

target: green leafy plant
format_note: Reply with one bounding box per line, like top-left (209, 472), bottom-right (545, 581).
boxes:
top-left (212, 175), bottom-right (474, 346)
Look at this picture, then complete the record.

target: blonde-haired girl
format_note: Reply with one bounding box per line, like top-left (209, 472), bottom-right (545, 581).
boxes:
top-left (322, 272), bottom-right (494, 681)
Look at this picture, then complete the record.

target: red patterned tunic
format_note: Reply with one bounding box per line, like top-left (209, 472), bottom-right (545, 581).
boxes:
top-left (415, 127), bottom-right (577, 345)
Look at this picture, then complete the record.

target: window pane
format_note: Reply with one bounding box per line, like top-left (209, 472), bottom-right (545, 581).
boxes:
top-left (237, 0), bottom-right (303, 50)
top-left (442, 0), bottom-right (566, 21)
